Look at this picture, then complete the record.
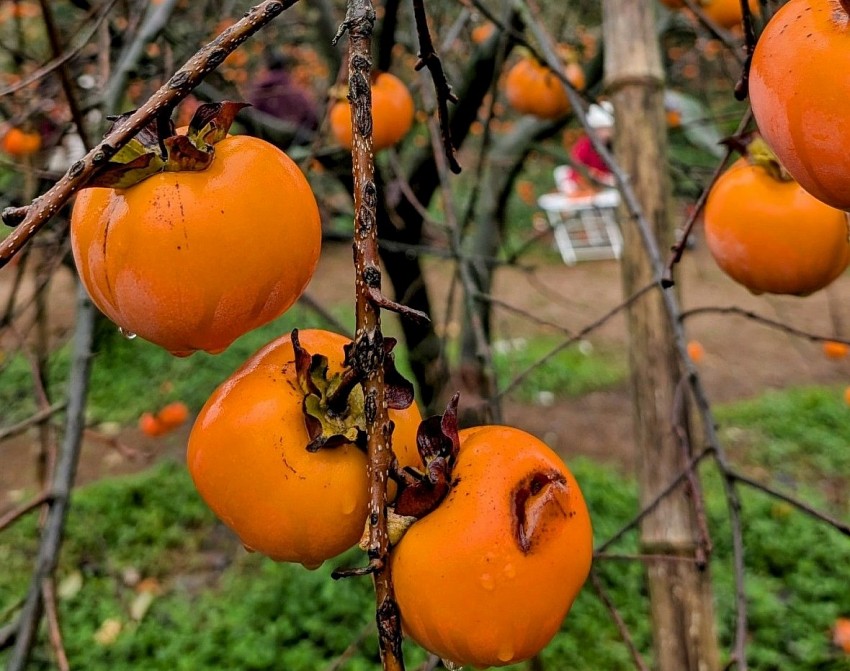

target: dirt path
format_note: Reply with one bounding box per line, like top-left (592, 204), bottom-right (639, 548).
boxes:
top-left (4, 228), bottom-right (850, 500)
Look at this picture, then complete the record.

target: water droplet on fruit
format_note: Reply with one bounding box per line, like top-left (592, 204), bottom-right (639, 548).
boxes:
top-left (241, 543), bottom-right (256, 554)
top-left (503, 563), bottom-right (516, 579)
top-left (301, 559), bottom-right (323, 570)
top-left (118, 327), bottom-right (137, 340)
top-left (497, 642), bottom-right (515, 662)
top-left (480, 573), bottom-right (495, 590)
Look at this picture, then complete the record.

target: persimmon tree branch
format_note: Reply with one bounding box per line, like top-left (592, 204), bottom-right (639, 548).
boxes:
top-left (0, 0), bottom-right (298, 268)
top-left (734, 0), bottom-right (758, 100)
top-left (411, 0), bottom-right (461, 173)
top-left (496, 283), bottom-right (656, 400)
top-left (680, 305), bottom-right (850, 346)
top-left (663, 109), bottom-right (752, 286)
top-left (6, 287), bottom-right (96, 671)
top-left (680, 0), bottom-right (746, 65)
top-left (333, 1), bottom-right (405, 669)
top-left (590, 571), bottom-right (651, 671)
top-left (0, 0), bottom-right (119, 99)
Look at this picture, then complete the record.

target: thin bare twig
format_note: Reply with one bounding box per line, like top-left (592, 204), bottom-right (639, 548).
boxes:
top-left (681, 305), bottom-right (850, 346)
top-left (411, 0), bottom-right (460, 173)
top-left (0, 492), bottom-right (52, 533)
top-left (496, 282), bottom-right (655, 400)
top-left (730, 470), bottom-right (850, 537)
top-left (733, 0), bottom-right (759, 100)
top-left (322, 621), bottom-right (376, 671)
top-left (0, 402), bottom-right (67, 442)
top-left (680, 0), bottom-right (746, 65)
top-left (595, 446), bottom-right (714, 554)
top-left (0, 0), bottom-right (120, 99)
top-left (7, 287), bottom-right (96, 670)
top-left (42, 578), bottom-right (70, 671)
top-left (663, 109), bottom-right (753, 286)
top-left (590, 571), bottom-right (652, 671)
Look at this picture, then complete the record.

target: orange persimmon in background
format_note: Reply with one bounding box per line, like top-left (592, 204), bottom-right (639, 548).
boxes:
top-left (329, 72), bottom-right (415, 151)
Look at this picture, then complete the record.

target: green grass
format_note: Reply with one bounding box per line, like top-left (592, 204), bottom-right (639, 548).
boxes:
top-left (492, 337), bottom-right (627, 403)
top-left (4, 381), bottom-right (850, 671)
top-left (715, 386), bottom-right (850, 500)
top-left (0, 302), bottom-right (359, 426)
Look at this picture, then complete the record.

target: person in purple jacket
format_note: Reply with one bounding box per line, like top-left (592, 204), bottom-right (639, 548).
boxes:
top-left (248, 52), bottom-right (319, 147)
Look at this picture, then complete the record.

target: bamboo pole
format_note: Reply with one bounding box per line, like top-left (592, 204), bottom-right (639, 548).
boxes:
top-left (601, 2), bottom-right (721, 669)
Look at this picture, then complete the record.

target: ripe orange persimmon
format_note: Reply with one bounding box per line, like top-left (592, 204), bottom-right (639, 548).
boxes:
top-left (1, 127), bottom-right (41, 156)
top-left (139, 412), bottom-right (166, 437)
top-left (187, 329), bottom-right (423, 568)
top-left (471, 22), bottom-right (496, 44)
top-left (687, 340), bottom-right (705, 363)
top-left (750, 0), bottom-right (850, 210)
top-left (701, 0), bottom-right (759, 29)
top-left (329, 72), bottom-right (415, 151)
top-left (157, 401), bottom-right (189, 429)
top-left (71, 132), bottom-right (321, 357)
top-left (392, 426), bottom-right (592, 668)
top-left (704, 156), bottom-right (850, 296)
top-left (504, 58), bottom-right (585, 120)
top-left (823, 341), bottom-right (850, 360)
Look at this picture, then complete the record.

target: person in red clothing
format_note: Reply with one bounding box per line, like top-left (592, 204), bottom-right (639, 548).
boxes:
top-left (570, 101), bottom-right (615, 186)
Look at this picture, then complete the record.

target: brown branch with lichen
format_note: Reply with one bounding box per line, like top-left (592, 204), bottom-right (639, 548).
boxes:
top-left (0, 0), bottom-right (297, 269)
top-left (332, 1), bottom-right (406, 669)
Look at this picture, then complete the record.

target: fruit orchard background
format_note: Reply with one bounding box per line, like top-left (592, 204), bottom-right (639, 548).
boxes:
top-left (2, 0), bottom-right (850, 670)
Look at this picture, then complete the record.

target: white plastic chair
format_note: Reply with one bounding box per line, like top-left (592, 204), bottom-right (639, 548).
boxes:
top-left (537, 182), bottom-right (623, 265)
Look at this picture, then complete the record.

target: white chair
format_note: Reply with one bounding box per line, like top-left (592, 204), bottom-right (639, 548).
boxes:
top-left (537, 189), bottom-right (623, 265)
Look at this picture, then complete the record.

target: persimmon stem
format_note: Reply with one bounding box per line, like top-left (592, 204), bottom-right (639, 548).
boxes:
top-left (326, 366), bottom-right (364, 415)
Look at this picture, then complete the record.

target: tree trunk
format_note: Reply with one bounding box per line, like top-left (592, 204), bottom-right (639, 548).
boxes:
top-left (601, 2), bottom-right (721, 670)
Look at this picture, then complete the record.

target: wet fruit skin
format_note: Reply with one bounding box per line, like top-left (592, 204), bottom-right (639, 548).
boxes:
top-left (704, 159), bottom-right (850, 296)
top-left (504, 58), bottom-right (585, 120)
top-left (749, 0), bottom-right (850, 210)
top-left (187, 329), bottom-right (423, 568)
top-left (391, 426), bottom-right (593, 668)
top-left (329, 72), bottom-right (415, 151)
top-left (70, 134), bottom-right (321, 357)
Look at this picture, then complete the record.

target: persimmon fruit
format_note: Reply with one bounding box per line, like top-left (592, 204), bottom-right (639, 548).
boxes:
top-left (750, 0), bottom-right (850, 210)
top-left (1, 127), bottom-right (41, 156)
top-left (504, 58), bottom-right (585, 120)
top-left (704, 155), bottom-right (850, 296)
top-left (71, 115), bottom-right (321, 357)
top-left (687, 340), bottom-right (705, 363)
top-left (658, 0), bottom-right (758, 28)
top-left (391, 426), bottom-right (592, 668)
top-left (329, 72), bottom-right (415, 151)
top-left (187, 329), bottom-right (423, 568)
top-left (157, 401), bottom-right (189, 428)
top-left (138, 412), bottom-right (166, 437)
top-left (701, 0), bottom-right (759, 29)
top-left (471, 22), bottom-right (495, 44)
top-left (823, 341), bottom-right (850, 360)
